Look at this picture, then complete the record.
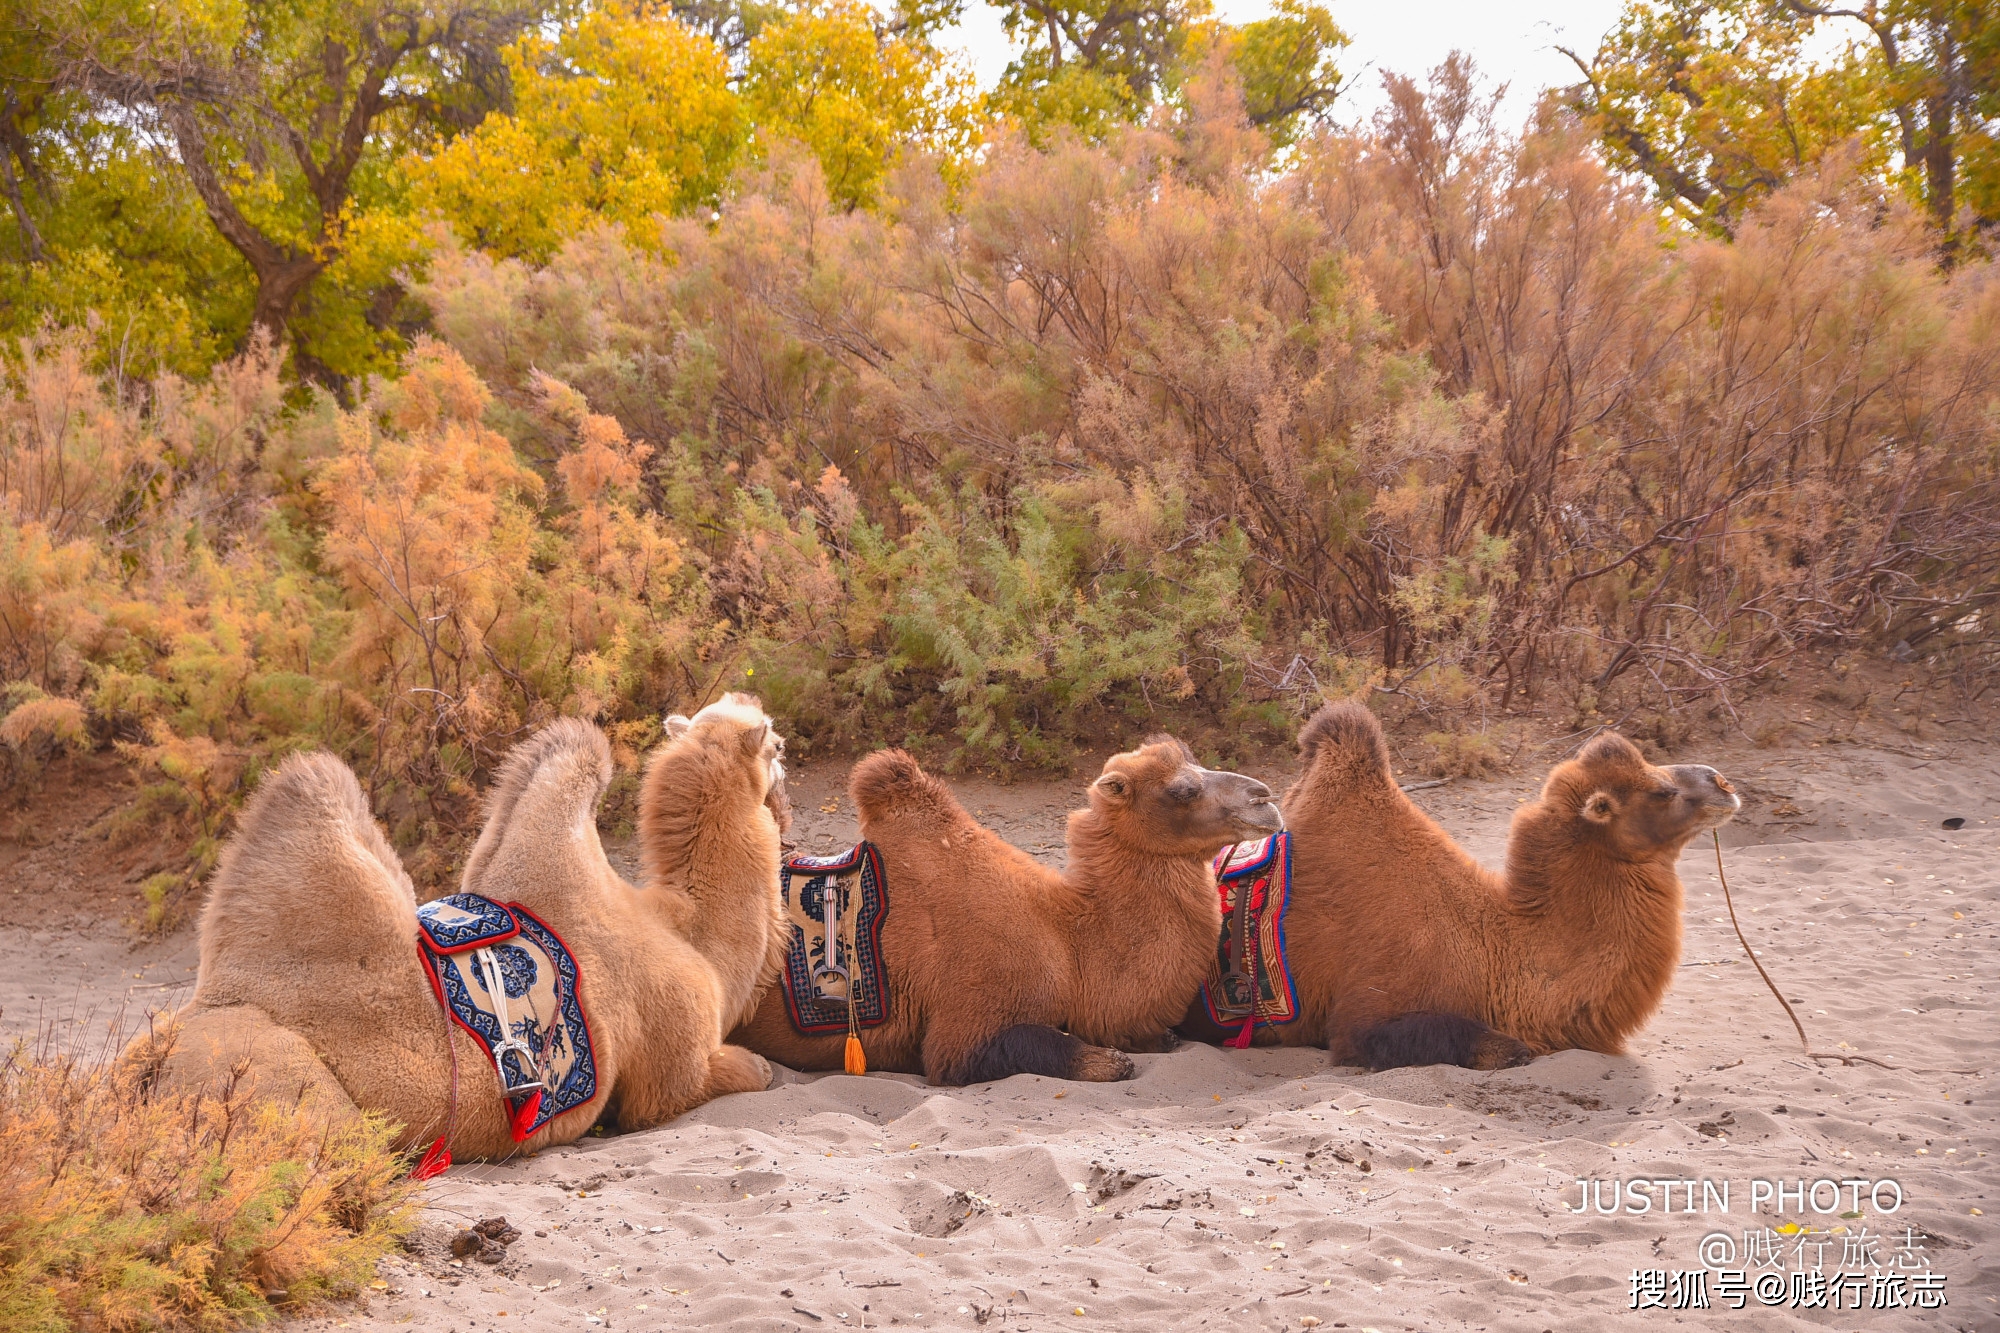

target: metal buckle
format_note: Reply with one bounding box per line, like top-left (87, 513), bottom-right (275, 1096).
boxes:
top-left (492, 1039), bottom-right (546, 1095)
top-left (811, 876), bottom-right (851, 1002)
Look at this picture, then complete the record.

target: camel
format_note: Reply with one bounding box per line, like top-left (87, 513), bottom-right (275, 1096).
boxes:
top-left (127, 694), bottom-right (790, 1160)
top-left (731, 737), bottom-right (1284, 1085)
top-left (1214, 700), bottom-right (1739, 1070)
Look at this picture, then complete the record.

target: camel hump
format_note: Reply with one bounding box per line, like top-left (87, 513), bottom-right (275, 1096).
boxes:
top-left (849, 749), bottom-right (955, 826)
top-left (212, 751), bottom-right (407, 901)
top-left (462, 718), bottom-right (615, 888)
top-left (197, 751), bottom-right (414, 975)
top-left (1296, 700), bottom-right (1393, 782)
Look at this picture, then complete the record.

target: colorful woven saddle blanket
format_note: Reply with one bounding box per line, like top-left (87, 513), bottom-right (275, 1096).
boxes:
top-left (415, 894), bottom-right (599, 1142)
top-left (1181, 833), bottom-right (1300, 1045)
top-left (779, 843), bottom-right (891, 1036)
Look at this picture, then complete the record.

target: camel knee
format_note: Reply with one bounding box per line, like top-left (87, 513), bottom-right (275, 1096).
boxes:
top-left (1119, 1028), bottom-right (1179, 1055)
top-left (933, 1024), bottom-right (1134, 1086)
top-left (706, 1044), bottom-right (773, 1098)
top-left (1354, 1012), bottom-right (1533, 1072)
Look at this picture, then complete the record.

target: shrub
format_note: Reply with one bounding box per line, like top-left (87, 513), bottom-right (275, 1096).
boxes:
top-left (3, 65), bottom-right (1997, 868)
top-left (0, 1036), bottom-right (413, 1331)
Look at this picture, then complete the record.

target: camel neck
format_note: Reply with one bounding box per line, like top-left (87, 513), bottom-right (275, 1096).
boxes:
top-left (1502, 840), bottom-right (1684, 1041)
top-left (640, 767), bottom-right (780, 1031)
top-left (1059, 813), bottom-right (1220, 1037)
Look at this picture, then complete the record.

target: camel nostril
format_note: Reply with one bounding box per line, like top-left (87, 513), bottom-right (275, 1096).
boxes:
top-left (1712, 773), bottom-right (1735, 795)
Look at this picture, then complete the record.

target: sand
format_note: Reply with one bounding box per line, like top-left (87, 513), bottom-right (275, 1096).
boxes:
top-left (8, 737), bottom-right (1995, 1331)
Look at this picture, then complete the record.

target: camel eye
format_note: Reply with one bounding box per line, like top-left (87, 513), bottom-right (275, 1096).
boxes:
top-left (1651, 788), bottom-right (1676, 801)
top-left (1166, 778), bottom-right (1200, 803)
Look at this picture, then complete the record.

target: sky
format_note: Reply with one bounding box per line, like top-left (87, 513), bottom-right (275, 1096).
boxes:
top-left (942, 1), bottom-right (1636, 129)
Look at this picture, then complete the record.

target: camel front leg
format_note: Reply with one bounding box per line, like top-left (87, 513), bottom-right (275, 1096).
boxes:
top-left (1352, 1011), bottom-right (1533, 1072)
top-left (926, 1022), bottom-right (1134, 1086)
top-left (1116, 1028), bottom-right (1180, 1054)
top-left (129, 1004), bottom-right (363, 1121)
top-left (705, 1043), bottom-right (773, 1099)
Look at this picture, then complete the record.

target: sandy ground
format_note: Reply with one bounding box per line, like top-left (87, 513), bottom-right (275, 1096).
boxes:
top-left (5, 735), bottom-right (1996, 1331)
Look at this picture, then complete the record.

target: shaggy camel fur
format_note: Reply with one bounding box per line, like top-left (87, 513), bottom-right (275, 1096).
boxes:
top-left (1237, 701), bottom-right (1740, 1070)
top-left (130, 695), bottom-right (789, 1159)
top-left (732, 738), bottom-right (1284, 1085)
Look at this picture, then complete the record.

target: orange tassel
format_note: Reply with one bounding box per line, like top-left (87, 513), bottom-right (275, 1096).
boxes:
top-left (844, 1034), bottom-right (867, 1075)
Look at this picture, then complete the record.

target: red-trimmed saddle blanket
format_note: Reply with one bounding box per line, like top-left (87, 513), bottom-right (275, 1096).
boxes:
top-left (1187, 833), bottom-right (1299, 1047)
top-left (413, 893), bottom-right (599, 1169)
top-left (778, 844), bottom-right (891, 1036)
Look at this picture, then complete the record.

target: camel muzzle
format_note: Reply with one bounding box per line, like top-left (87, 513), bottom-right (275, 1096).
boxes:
top-left (1241, 800), bottom-right (1286, 834)
top-left (1669, 764), bottom-right (1742, 825)
top-left (1204, 770), bottom-right (1284, 835)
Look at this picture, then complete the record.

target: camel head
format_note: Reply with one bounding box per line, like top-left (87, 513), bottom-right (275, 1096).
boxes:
top-left (666, 693), bottom-right (792, 836)
top-left (1086, 735), bottom-right (1283, 856)
top-left (1534, 731), bottom-right (1740, 861)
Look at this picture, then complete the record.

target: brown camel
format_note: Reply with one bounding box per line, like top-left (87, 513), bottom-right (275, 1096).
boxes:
top-left (731, 738), bottom-right (1284, 1085)
top-left (128, 695), bottom-right (790, 1160)
top-left (1208, 701), bottom-right (1739, 1070)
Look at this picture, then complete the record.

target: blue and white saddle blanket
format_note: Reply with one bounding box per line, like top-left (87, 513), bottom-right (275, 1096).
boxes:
top-left (415, 893), bottom-right (599, 1142)
top-left (779, 843), bottom-right (891, 1036)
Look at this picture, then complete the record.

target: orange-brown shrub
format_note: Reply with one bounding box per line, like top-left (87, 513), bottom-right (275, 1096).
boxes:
top-left (0, 1033), bottom-right (412, 1331)
top-left (3, 60), bottom-right (1997, 869)
top-left (421, 62), bottom-right (2000, 749)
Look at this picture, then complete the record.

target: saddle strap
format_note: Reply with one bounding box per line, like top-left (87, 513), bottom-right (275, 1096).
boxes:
top-left (1229, 873), bottom-right (1255, 977)
top-left (474, 945), bottom-right (546, 1097)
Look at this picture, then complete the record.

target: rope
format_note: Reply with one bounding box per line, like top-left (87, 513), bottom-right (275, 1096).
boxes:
top-left (1711, 830), bottom-right (1977, 1074)
top-left (842, 877), bottom-right (867, 1075)
top-left (1713, 830), bottom-right (1811, 1054)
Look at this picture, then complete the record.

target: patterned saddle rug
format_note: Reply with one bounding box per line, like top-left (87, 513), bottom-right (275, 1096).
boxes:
top-left (414, 894), bottom-right (599, 1147)
top-left (778, 843), bottom-right (890, 1036)
top-left (1184, 833), bottom-right (1299, 1047)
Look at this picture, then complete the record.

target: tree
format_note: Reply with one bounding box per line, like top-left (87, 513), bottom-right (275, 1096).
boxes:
top-left (1787, 0), bottom-right (1998, 252)
top-left (1561, 1), bottom-right (1884, 236)
top-left (1566, 0), bottom-right (1997, 251)
top-left (406, 7), bottom-right (745, 261)
top-left (983, 0), bottom-right (1344, 148)
top-left (744, 1), bottom-right (977, 210)
top-left (987, 0), bottom-right (1211, 138)
top-left (34, 0), bottom-right (542, 379)
top-left (1186, 0), bottom-right (1347, 148)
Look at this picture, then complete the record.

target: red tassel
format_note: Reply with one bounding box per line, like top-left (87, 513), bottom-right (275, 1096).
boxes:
top-left (1226, 1014), bottom-right (1257, 1049)
top-left (509, 1090), bottom-right (544, 1142)
top-left (844, 1035), bottom-right (867, 1075)
top-left (413, 1136), bottom-right (452, 1180)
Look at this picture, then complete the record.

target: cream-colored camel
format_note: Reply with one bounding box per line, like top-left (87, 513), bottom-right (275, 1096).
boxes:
top-left (129, 695), bottom-right (788, 1159)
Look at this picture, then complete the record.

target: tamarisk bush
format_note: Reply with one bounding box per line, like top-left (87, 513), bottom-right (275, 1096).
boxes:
top-left (425, 62), bottom-right (2000, 743)
top-left (3, 60), bottom-right (1996, 867)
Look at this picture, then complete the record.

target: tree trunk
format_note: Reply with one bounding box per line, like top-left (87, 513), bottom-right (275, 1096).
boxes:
top-left (248, 254), bottom-right (326, 349)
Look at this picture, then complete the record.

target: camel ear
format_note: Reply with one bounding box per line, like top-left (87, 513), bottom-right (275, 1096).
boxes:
top-left (664, 714), bottom-right (692, 740)
top-left (1581, 790), bottom-right (1617, 823)
top-left (1094, 771), bottom-right (1130, 802)
top-left (740, 721), bottom-right (769, 756)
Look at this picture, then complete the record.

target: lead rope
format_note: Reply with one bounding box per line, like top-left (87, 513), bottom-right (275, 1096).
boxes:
top-left (1713, 830), bottom-right (1812, 1055)
top-left (414, 973), bottom-right (460, 1180)
top-left (1226, 876), bottom-right (1264, 1050)
top-left (1709, 831), bottom-right (1963, 1072)
top-left (842, 874), bottom-right (867, 1075)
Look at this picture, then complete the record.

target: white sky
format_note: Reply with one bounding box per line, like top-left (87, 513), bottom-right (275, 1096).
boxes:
top-left (942, 1), bottom-right (1635, 129)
